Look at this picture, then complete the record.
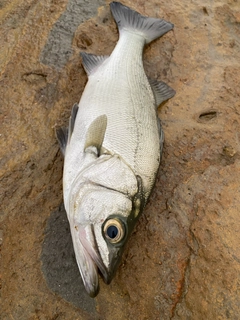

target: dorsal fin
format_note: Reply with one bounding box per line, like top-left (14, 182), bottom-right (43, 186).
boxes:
top-left (80, 52), bottom-right (109, 76)
top-left (68, 103), bottom-right (79, 143)
top-left (84, 115), bottom-right (107, 156)
top-left (149, 78), bottom-right (176, 106)
top-left (56, 127), bottom-right (68, 156)
top-left (55, 103), bottom-right (78, 156)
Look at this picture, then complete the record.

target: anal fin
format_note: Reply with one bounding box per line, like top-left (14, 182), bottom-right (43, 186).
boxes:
top-left (158, 119), bottom-right (164, 159)
top-left (149, 78), bottom-right (176, 106)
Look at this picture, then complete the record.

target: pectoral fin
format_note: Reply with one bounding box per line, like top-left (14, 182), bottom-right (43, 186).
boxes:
top-left (84, 115), bottom-right (107, 156)
top-left (149, 78), bottom-right (176, 106)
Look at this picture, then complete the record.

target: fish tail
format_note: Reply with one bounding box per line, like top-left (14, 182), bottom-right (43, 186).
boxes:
top-left (110, 2), bottom-right (174, 44)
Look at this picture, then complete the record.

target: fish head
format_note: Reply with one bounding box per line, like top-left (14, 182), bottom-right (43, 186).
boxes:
top-left (69, 183), bottom-right (138, 297)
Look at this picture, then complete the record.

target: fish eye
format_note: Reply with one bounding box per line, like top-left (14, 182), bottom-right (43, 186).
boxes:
top-left (103, 219), bottom-right (125, 243)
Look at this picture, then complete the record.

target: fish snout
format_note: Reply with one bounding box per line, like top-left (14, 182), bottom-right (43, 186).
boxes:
top-left (73, 222), bottom-right (126, 296)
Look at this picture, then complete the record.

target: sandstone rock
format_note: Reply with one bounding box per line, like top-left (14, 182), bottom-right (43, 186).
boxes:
top-left (1, 0), bottom-right (240, 319)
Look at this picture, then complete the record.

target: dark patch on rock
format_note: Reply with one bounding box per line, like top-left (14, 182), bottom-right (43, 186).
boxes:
top-left (41, 204), bottom-right (96, 313)
top-left (34, 82), bottom-right (59, 108)
top-left (76, 32), bottom-right (93, 49)
top-left (40, 0), bottom-right (105, 69)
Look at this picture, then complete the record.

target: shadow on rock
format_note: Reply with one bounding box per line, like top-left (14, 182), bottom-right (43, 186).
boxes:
top-left (41, 204), bottom-right (96, 313)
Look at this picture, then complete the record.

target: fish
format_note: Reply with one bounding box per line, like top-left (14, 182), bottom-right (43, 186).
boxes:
top-left (56, 1), bottom-right (175, 297)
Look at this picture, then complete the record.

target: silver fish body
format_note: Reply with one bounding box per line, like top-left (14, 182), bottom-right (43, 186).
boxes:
top-left (57, 1), bottom-right (175, 297)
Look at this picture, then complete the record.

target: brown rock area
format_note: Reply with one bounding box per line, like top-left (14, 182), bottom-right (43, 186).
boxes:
top-left (1, 0), bottom-right (240, 319)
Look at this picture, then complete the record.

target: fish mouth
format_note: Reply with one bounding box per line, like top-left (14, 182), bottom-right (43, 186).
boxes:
top-left (73, 224), bottom-right (120, 297)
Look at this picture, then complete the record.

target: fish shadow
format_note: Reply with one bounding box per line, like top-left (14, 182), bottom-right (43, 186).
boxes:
top-left (41, 204), bottom-right (96, 312)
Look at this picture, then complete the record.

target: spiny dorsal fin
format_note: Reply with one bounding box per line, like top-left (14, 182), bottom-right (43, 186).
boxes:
top-left (56, 103), bottom-right (79, 156)
top-left (56, 127), bottom-right (68, 156)
top-left (84, 115), bottom-right (107, 156)
top-left (68, 103), bottom-right (79, 140)
top-left (80, 52), bottom-right (109, 76)
top-left (149, 78), bottom-right (176, 106)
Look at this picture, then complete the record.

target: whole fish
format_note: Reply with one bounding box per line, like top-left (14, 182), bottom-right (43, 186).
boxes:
top-left (57, 1), bottom-right (175, 297)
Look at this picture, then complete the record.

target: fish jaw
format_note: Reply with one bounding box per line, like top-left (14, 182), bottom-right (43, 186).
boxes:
top-left (101, 242), bottom-right (126, 284)
top-left (70, 224), bottom-right (100, 297)
top-left (70, 219), bottom-right (128, 297)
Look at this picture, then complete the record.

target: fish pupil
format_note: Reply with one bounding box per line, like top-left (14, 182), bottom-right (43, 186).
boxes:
top-left (107, 225), bottom-right (118, 239)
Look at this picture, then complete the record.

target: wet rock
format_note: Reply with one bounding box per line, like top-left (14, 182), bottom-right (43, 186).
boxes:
top-left (1, 0), bottom-right (240, 319)
top-left (40, 0), bottom-right (105, 69)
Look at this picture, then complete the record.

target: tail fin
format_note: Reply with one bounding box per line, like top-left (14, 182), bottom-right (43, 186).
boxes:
top-left (110, 2), bottom-right (174, 44)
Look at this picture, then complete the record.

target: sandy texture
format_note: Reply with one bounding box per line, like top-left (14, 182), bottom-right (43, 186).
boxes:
top-left (1, 0), bottom-right (240, 319)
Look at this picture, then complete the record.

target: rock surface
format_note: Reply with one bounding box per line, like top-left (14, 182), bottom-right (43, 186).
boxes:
top-left (1, 0), bottom-right (240, 319)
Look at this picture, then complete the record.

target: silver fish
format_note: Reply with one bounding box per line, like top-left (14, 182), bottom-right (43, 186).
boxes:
top-left (56, 1), bottom-right (175, 297)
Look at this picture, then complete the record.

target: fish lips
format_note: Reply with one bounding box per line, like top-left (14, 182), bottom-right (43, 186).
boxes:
top-left (75, 224), bottom-right (124, 297)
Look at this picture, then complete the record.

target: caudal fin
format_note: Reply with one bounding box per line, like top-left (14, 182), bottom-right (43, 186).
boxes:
top-left (110, 2), bottom-right (174, 44)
